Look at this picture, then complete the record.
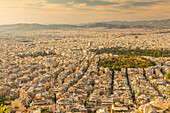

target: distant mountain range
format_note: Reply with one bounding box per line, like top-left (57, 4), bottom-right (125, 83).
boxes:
top-left (0, 19), bottom-right (170, 30)
top-left (81, 19), bottom-right (170, 29)
top-left (0, 24), bottom-right (78, 31)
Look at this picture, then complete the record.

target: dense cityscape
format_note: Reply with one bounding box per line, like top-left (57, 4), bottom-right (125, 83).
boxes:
top-left (0, 27), bottom-right (169, 113)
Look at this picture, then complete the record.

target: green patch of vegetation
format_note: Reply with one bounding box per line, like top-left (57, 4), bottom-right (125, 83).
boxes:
top-left (0, 97), bottom-right (5, 105)
top-left (54, 38), bottom-right (61, 41)
top-left (98, 56), bottom-right (156, 71)
top-left (95, 47), bottom-right (170, 57)
top-left (31, 53), bottom-right (61, 58)
top-left (0, 104), bottom-right (11, 113)
top-left (41, 110), bottom-right (49, 113)
top-left (166, 71), bottom-right (170, 79)
top-left (20, 40), bottom-right (32, 42)
top-left (0, 97), bottom-right (14, 105)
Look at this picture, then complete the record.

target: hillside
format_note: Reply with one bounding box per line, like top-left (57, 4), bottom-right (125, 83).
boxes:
top-left (82, 19), bottom-right (170, 29)
top-left (0, 23), bottom-right (77, 31)
top-left (0, 19), bottom-right (170, 30)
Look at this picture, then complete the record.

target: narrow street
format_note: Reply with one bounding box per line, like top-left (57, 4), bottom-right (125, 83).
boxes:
top-left (126, 68), bottom-right (136, 102)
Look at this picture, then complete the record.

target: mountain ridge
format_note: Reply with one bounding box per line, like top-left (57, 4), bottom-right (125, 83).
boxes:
top-left (0, 19), bottom-right (170, 30)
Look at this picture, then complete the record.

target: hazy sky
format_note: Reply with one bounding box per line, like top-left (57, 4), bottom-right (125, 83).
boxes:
top-left (0, 0), bottom-right (170, 25)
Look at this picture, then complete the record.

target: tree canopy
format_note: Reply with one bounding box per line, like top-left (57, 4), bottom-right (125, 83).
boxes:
top-left (95, 47), bottom-right (170, 57)
top-left (98, 56), bottom-right (156, 71)
top-left (0, 104), bottom-right (11, 113)
top-left (167, 71), bottom-right (170, 79)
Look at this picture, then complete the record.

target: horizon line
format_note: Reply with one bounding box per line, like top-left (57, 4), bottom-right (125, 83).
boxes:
top-left (0, 18), bottom-right (170, 26)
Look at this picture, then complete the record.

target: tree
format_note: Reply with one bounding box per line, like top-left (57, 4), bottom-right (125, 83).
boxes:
top-left (95, 47), bottom-right (170, 57)
top-left (99, 56), bottom-right (155, 71)
top-left (0, 104), bottom-right (11, 113)
top-left (167, 71), bottom-right (170, 79)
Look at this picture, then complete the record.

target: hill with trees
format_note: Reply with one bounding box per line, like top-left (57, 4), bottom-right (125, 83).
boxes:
top-left (95, 47), bottom-right (170, 57)
top-left (98, 56), bottom-right (156, 71)
top-left (0, 19), bottom-right (170, 31)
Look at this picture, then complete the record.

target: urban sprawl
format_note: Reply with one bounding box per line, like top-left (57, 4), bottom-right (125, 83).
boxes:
top-left (0, 28), bottom-right (169, 113)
